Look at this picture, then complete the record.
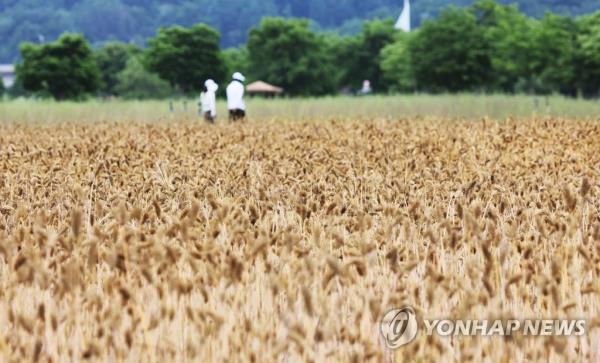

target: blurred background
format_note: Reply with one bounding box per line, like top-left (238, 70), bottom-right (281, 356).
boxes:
top-left (0, 0), bottom-right (599, 102)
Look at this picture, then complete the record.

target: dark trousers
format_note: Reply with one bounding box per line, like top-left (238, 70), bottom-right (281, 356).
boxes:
top-left (229, 109), bottom-right (246, 122)
top-left (204, 112), bottom-right (215, 123)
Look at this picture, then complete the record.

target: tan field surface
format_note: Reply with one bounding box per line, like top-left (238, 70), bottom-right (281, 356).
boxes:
top-left (1, 116), bottom-right (599, 362)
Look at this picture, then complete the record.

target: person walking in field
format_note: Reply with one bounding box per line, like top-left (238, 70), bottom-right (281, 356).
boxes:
top-left (199, 79), bottom-right (219, 123)
top-left (226, 72), bottom-right (246, 122)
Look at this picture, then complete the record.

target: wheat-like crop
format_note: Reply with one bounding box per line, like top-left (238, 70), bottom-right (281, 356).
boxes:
top-left (0, 117), bottom-right (599, 362)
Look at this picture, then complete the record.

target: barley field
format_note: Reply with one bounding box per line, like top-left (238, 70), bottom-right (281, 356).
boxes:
top-left (1, 114), bottom-right (599, 362)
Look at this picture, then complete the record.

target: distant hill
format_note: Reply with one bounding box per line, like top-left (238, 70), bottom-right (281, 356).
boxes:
top-left (1, 0), bottom-right (598, 62)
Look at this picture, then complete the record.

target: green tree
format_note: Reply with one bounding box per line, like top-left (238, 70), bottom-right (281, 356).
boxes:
top-left (355, 19), bottom-right (397, 92)
top-left (324, 33), bottom-right (362, 90)
top-left (114, 57), bottom-right (172, 99)
top-left (530, 13), bottom-right (578, 95)
top-left (16, 33), bottom-right (101, 100)
top-left (380, 33), bottom-right (416, 92)
top-left (95, 42), bottom-right (142, 96)
top-left (329, 19), bottom-right (397, 92)
top-left (0, 78), bottom-right (5, 98)
top-left (223, 47), bottom-right (250, 79)
top-left (145, 23), bottom-right (227, 94)
top-left (472, 0), bottom-right (536, 92)
top-left (575, 11), bottom-right (600, 97)
top-left (408, 7), bottom-right (492, 92)
top-left (247, 17), bottom-right (336, 95)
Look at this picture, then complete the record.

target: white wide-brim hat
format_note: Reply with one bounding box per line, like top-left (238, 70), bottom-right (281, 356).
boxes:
top-left (232, 72), bottom-right (246, 82)
top-left (205, 79), bottom-right (218, 91)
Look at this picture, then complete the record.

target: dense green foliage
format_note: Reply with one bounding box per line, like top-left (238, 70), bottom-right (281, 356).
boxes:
top-left (16, 33), bottom-right (100, 100)
top-left (94, 42), bottom-right (143, 96)
top-left (576, 12), bottom-right (600, 96)
top-left (380, 34), bottom-right (415, 92)
top-left (380, 1), bottom-right (600, 96)
top-left (474, 0), bottom-right (535, 92)
top-left (409, 7), bottom-right (493, 92)
top-left (247, 18), bottom-right (336, 96)
top-left (222, 47), bottom-right (250, 80)
top-left (114, 57), bottom-right (173, 99)
top-left (145, 24), bottom-right (227, 94)
top-left (343, 19), bottom-right (397, 91)
top-left (10, 0), bottom-right (600, 99)
top-left (1, 0), bottom-right (597, 62)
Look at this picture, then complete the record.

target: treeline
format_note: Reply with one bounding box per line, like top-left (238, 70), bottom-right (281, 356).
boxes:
top-left (7, 0), bottom-right (600, 100)
top-left (0, 0), bottom-right (596, 63)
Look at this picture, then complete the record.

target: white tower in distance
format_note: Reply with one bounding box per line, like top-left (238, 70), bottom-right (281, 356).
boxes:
top-left (395, 0), bottom-right (411, 32)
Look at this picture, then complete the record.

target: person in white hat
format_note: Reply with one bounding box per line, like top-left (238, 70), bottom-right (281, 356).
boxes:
top-left (199, 79), bottom-right (219, 123)
top-left (226, 72), bottom-right (246, 122)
